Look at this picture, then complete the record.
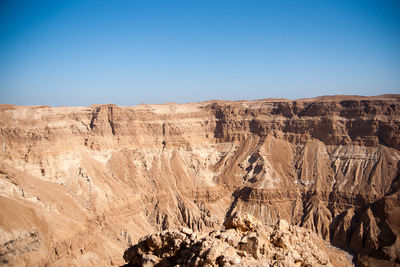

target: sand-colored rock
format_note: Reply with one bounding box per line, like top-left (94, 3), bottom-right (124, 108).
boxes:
top-left (0, 95), bottom-right (399, 266)
top-left (123, 212), bottom-right (353, 266)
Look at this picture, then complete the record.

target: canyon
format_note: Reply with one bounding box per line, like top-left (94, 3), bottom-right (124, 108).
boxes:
top-left (0, 95), bottom-right (399, 266)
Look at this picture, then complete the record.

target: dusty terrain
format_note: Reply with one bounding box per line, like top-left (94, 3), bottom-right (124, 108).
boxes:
top-left (0, 95), bottom-right (399, 266)
top-left (123, 212), bottom-right (354, 267)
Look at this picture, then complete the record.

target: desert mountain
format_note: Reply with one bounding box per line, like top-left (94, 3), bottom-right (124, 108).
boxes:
top-left (0, 95), bottom-right (399, 266)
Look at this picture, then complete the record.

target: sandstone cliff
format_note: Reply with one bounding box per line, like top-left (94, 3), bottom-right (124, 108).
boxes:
top-left (0, 95), bottom-right (399, 266)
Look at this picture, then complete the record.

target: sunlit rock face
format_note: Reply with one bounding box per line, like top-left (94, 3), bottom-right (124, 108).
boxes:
top-left (0, 95), bottom-right (399, 266)
top-left (123, 212), bottom-right (354, 267)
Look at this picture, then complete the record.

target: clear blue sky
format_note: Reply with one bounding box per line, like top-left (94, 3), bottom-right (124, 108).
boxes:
top-left (0, 0), bottom-right (399, 106)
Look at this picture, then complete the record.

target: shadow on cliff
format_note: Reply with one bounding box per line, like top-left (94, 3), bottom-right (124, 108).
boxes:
top-left (224, 187), bottom-right (252, 222)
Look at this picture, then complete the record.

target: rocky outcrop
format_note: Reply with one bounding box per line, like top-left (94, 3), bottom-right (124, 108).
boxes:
top-left (0, 95), bottom-right (399, 265)
top-left (123, 213), bottom-right (354, 267)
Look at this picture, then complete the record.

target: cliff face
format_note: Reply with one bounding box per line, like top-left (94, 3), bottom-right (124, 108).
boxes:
top-left (0, 95), bottom-right (399, 266)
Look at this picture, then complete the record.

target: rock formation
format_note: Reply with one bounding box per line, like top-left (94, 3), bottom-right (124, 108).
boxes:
top-left (123, 212), bottom-right (354, 266)
top-left (0, 95), bottom-right (399, 266)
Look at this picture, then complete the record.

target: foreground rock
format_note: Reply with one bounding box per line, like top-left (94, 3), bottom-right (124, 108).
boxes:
top-left (123, 213), bottom-right (354, 266)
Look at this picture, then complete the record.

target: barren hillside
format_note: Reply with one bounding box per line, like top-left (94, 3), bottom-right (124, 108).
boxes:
top-left (0, 95), bottom-right (399, 266)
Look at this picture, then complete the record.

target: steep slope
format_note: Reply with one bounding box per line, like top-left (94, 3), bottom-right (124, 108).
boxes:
top-left (0, 95), bottom-right (399, 266)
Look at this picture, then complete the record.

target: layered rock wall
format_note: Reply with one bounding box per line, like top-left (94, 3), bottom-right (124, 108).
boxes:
top-left (0, 95), bottom-right (399, 265)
